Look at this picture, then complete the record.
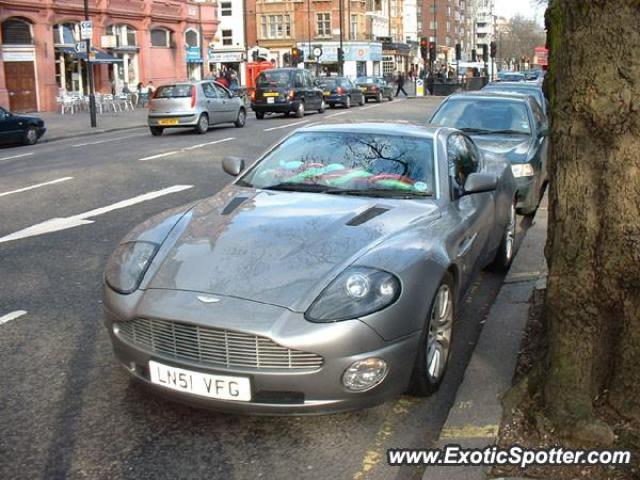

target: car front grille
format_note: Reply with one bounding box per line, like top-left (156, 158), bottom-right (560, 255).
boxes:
top-left (116, 318), bottom-right (324, 371)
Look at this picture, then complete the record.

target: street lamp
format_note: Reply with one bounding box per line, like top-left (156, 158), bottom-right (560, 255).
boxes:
top-left (338, 0), bottom-right (344, 75)
top-left (84, 0), bottom-right (97, 128)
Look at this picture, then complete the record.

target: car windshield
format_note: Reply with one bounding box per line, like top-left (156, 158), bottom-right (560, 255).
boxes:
top-left (319, 79), bottom-right (338, 88)
top-left (499, 73), bottom-right (525, 82)
top-left (431, 98), bottom-right (532, 135)
top-left (257, 71), bottom-right (291, 88)
top-left (154, 85), bottom-right (192, 98)
top-left (239, 132), bottom-right (436, 197)
top-left (356, 77), bottom-right (378, 84)
top-left (483, 86), bottom-right (545, 109)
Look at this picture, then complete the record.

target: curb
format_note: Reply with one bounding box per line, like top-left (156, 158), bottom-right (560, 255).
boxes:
top-left (422, 193), bottom-right (548, 480)
top-left (40, 124), bottom-right (148, 144)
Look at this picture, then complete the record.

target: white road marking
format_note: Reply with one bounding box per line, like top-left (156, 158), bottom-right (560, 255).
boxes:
top-left (0, 310), bottom-right (27, 326)
top-left (326, 111), bottom-right (350, 118)
top-left (184, 137), bottom-right (235, 150)
top-left (360, 103), bottom-right (387, 111)
top-left (263, 120), bottom-right (309, 132)
top-left (0, 176), bottom-right (73, 199)
top-left (0, 185), bottom-right (193, 244)
top-left (138, 151), bottom-right (179, 162)
top-left (0, 152), bottom-right (34, 162)
top-left (72, 133), bottom-right (148, 147)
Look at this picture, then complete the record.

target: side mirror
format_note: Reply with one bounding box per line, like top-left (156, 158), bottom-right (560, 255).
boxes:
top-left (464, 173), bottom-right (497, 194)
top-left (538, 125), bottom-right (549, 137)
top-left (222, 156), bottom-right (245, 176)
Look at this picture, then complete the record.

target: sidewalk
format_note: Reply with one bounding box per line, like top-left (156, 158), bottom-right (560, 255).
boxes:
top-left (37, 109), bottom-right (149, 142)
top-left (422, 193), bottom-right (549, 480)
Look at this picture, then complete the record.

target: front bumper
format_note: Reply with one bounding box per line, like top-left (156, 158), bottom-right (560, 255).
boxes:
top-left (514, 175), bottom-right (537, 213)
top-left (104, 289), bottom-right (420, 414)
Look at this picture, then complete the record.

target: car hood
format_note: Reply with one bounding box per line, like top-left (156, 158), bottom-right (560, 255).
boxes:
top-left (13, 114), bottom-right (43, 125)
top-left (147, 186), bottom-right (439, 311)
top-left (471, 134), bottom-right (533, 164)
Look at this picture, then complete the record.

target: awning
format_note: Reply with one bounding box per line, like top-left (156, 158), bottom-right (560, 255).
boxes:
top-left (56, 46), bottom-right (124, 64)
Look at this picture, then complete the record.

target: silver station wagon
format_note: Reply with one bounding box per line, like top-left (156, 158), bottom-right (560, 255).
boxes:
top-left (147, 81), bottom-right (246, 136)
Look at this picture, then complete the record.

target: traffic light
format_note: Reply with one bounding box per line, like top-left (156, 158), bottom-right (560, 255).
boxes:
top-left (471, 48), bottom-right (477, 62)
top-left (481, 44), bottom-right (489, 63)
top-left (291, 47), bottom-right (304, 65)
top-left (455, 43), bottom-right (461, 61)
top-left (490, 41), bottom-right (497, 58)
top-left (429, 42), bottom-right (436, 62)
top-left (337, 47), bottom-right (345, 63)
top-left (251, 50), bottom-right (259, 62)
top-left (420, 38), bottom-right (429, 60)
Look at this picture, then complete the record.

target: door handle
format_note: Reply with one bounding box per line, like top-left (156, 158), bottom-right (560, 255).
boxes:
top-left (457, 232), bottom-right (478, 258)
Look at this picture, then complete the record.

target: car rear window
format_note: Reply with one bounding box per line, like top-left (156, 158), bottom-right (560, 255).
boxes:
top-left (154, 85), bottom-right (192, 98)
top-left (319, 80), bottom-right (337, 88)
top-left (257, 71), bottom-right (291, 88)
top-left (357, 77), bottom-right (377, 84)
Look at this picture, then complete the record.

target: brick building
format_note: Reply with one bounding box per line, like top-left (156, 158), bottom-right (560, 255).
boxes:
top-left (418, 0), bottom-right (475, 65)
top-left (0, 0), bottom-right (218, 113)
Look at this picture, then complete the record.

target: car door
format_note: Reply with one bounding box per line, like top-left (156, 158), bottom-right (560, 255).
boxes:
top-left (202, 82), bottom-right (223, 124)
top-left (213, 83), bottom-right (238, 122)
top-left (303, 71), bottom-right (319, 109)
top-left (447, 133), bottom-right (491, 293)
top-left (0, 108), bottom-right (12, 145)
top-left (530, 99), bottom-right (549, 185)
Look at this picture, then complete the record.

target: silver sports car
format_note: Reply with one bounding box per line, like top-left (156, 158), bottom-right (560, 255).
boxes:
top-left (103, 123), bottom-right (517, 414)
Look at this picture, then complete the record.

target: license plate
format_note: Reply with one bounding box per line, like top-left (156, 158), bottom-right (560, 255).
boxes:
top-left (158, 119), bottom-right (179, 126)
top-left (149, 360), bottom-right (251, 401)
top-left (263, 92), bottom-right (278, 97)
top-left (267, 97), bottom-right (275, 104)
top-left (323, 91), bottom-right (331, 96)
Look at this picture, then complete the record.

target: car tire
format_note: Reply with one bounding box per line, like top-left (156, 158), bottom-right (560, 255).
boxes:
top-left (409, 272), bottom-right (455, 396)
top-left (329, 103), bottom-right (335, 109)
top-left (318, 99), bottom-right (326, 113)
top-left (376, 92), bottom-right (383, 103)
top-left (23, 126), bottom-right (39, 145)
top-left (344, 96), bottom-right (351, 109)
top-left (388, 94), bottom-right (393, 101)
top-left (295, 102), bottom-right (305, 118)
top-left (255, 111), bottom-right (265, 120)
top-left (234, 108), bottom-right (246, 128)
top-left (359, 96), bottom-right (365, 106)
top-left (194, 113), bottom-right (209, 134)
top-left (490, 198), bottom-right (517, 271)
top-left (149, 127), bottom-right (164, 137)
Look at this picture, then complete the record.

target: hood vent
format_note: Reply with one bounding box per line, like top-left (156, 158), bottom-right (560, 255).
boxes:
top-left (222, 196), bottom-right (249, 216)
top-left (346, 206), bottom-right (390, 226)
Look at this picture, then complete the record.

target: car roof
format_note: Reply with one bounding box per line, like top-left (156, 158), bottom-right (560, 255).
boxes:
top-left (260, 68), bottom-right (299, 73)
top-left (446, 91), bottom-right (533, 103)
top-left (485, 82), bottom-right (540, 90)
top-left (300, 122), bottom-right (441, 139)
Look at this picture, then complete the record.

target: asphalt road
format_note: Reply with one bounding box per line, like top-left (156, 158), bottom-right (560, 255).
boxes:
top-left (0, 98), bottom-right (531, 480)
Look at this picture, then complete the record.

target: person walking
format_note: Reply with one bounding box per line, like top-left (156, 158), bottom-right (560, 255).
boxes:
top-left (395, 72), bottom-right (408, 97)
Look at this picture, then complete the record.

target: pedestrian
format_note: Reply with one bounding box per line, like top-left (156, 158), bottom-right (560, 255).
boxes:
top-left (146, 81), bottom-right (155, 96)
top-left (395, 71), bottom-right (408, 97)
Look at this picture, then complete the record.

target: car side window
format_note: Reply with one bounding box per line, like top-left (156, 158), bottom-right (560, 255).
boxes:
top-left (202, 83), bottom-right (218, 98)
top-left (304, 71), bottom-right (314, 87)
top-left (213, 83), bottom-right (231, 98)
top-left (295, 72), bottom-right (305, 88)
top-left (447, 134), bottom-right (476, 198)
top-left (530, 100), bottom-right (545, 132)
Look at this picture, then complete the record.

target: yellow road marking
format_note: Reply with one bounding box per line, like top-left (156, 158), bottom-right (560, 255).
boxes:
top-left (440, 424), bottom-right (499, 439)
top-left (352, 397), bottom-right (419, 480)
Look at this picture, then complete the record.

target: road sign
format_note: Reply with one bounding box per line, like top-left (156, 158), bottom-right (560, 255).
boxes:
top-left (75, 42), bottom-right (87, 53)
top-left (313, 46), bottom-right (323, 58)
top-left (80, 20), bottom-right (93, 40)
top-left (416, 79), bottom-right (424, 97)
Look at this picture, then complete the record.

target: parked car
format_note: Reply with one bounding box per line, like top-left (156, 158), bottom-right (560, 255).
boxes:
top-left (147, 81), bottom-right (246, 136)
top-left (482, 82), bottom-right (548, 115)
top-left (355, 77), bottom-right (394, 102)
top-left (430, 91), bottom-right (548, 216)
top-left (496, 71), bottom-right (525, 82)
top-left (0, 106), bottom-right (46, 146)
top-left (103, 123), bottom-right (517, 414)
top-left (318, 77), bottom-right (365, 108)
top-left (251, 68), bottom-right (325, 119)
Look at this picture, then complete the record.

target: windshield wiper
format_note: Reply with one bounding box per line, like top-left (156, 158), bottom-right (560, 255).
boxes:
top-left (324, 188), bottom-right (434, 198)
top-left (459, 127), bottom-right (493, 134)
top-left (487, 129), bottom-right (530, 135)
top-left (262, 183), bottom-right (330, 192)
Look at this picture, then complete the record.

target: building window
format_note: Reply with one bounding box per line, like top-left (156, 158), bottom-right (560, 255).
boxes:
top-left (1, 17), bottom-right (33, 45)
top-left (221, 1), bottom-right (232, 16)
top-left (447, 21), bottom-right (450, 32)
top-left (350, 14), bottom-right (358, 40)
top-left (430, 21), bottom-right (438, 30)
top-left (316, 13), bottom-right (331, 37)
top-left (185, 29), bottom-right (199, 47)
top-left (260, 15), bottom-right (291, 39)
top-left (382, 55), bottom-right (394, 76)
top-left (446, 36), bottom-right (451, 46)
top-left (54, 23), bottom-right (80, 45)
top-left (107, 25), bottom-right (137, 47)
top-left (151, 28), bottom-right (172, 47)
top-left (222, 29), bottom-right (233, 46)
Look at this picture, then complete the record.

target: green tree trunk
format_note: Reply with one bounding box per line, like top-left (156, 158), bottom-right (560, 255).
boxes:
top-left (543, 0), bottom-right (640, 442)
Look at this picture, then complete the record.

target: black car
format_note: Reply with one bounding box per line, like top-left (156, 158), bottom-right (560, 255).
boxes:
top-left (430, 92), bottom-right (548, 216)
top-left (0, 106), bottom-right (46, 146)
top-left (318, 77), bottom-right (365, 109)
top-left (355, 77), bottom-right (394, 103)
top-left (252, 68), bottom-right (325, 119)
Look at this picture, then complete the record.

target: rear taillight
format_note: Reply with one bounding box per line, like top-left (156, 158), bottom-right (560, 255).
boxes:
top-left (336, 87), bottom-right (345, 95)
top-left (288, 89), bottom-right (295, 100)
top-left (250, 90), bottom-right (256, 101)
top-left (191, 85), bottom-right (196, 108)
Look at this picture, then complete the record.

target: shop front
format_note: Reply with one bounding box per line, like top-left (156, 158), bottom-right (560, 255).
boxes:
top-left (297, 42), bottom-right (382, 79)
top-left (208, 50), bottom-right (245, 84)
top-left (55, 47), bottom-right (123, 95)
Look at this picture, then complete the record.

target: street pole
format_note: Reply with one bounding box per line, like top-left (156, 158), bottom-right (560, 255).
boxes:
top-left (432, 0), bottom-right (436, 74)
top-left (84, 0), bottom-right (97, 128)
top-left (338, 0), bottom-right (344, 75)
top-left (307, 0), bottom-right (311, 70)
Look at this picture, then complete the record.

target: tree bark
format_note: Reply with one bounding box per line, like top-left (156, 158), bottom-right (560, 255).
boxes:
top-left (543, 0), bottom-right (640, 441)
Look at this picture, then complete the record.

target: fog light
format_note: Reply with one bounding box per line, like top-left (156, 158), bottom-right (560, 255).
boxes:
top-left (342, 358), bottom-right (388, 391)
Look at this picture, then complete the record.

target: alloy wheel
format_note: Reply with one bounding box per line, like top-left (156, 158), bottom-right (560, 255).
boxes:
top-left (504, 201), bottom-right (516, 262)
top-left (426, 284), bottom-right (453, 383)
top-left (25, 127), bottom-right (38, 145)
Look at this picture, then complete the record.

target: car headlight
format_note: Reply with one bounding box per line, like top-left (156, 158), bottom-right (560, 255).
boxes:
top-left (105, 241), bottom-right (159, 294)
top-left (511, 163), bottom-right (535, 177)
top-left (305, 267), bottom-right (401, 322)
